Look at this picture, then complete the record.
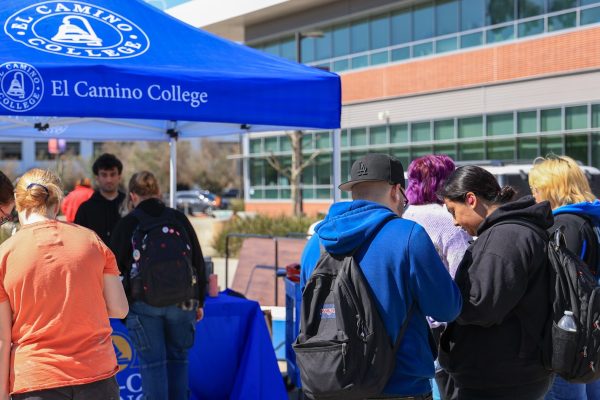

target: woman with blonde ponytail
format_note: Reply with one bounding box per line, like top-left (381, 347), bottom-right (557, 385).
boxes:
top-left (0, 168), bottom-right (128, 400)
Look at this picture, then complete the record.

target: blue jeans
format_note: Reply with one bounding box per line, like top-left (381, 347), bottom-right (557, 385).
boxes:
top-left (126, 301), bottom-right (197, 400)
top-left (545, 375), bottom-right (600, 400)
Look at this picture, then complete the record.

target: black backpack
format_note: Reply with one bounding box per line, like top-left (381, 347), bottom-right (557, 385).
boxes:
top-left (293, 221), bottom-right (414, 399)
top-left (504, 220), bottom-right (600, 383)
top-left (130, 208), bottom-right (198, 307)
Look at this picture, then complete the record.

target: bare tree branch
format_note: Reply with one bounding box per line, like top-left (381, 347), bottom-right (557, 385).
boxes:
top-left (266, 153), bottom-right (292, 179)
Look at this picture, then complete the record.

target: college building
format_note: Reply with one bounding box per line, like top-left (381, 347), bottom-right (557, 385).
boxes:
top-left (166, 0), bottom-right (600, 216)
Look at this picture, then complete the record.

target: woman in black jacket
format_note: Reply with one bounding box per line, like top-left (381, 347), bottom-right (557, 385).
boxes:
top-left (437, 165), bottom-right (553, 400)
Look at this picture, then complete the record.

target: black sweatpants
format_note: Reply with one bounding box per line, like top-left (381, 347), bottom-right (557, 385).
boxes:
top-left (11, 377), bottom-right (119, 400)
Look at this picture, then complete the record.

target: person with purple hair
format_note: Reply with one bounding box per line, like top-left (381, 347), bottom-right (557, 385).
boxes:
top-left (403, 155), bottom-right (471, 278)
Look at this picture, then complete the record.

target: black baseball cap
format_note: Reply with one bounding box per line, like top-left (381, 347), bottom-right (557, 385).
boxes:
top-left (339, 153), bottom-right (405, 192)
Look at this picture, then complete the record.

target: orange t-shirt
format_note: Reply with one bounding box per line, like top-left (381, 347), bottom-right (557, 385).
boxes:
top-left (0, 220), bottom-right (120, 394)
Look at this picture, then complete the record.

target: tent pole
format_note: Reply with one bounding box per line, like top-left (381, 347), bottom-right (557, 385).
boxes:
top-left (168, 123), bottom-right (178, 208)
top-left (332, 128), bottom-right (341, 203)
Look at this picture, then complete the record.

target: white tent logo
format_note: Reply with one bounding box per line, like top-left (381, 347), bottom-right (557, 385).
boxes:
top-left (0, 62), bottom-right (44, 113)
top-left (4, 1), bottom-right (150, 59)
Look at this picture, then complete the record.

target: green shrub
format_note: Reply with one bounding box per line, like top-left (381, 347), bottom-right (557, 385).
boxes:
top-left (229, 199), bottom-right (245, 213)
top-left (212, 214), bottom-right (317, 257)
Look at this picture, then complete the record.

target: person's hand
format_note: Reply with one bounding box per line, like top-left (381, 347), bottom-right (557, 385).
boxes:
top-left (196, 307), bottom-right (204, 322)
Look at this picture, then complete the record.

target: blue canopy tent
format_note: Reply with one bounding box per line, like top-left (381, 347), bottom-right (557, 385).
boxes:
top-left (0, 0), bottom-right (342, 203)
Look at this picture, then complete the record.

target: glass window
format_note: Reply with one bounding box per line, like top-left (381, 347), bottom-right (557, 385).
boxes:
top-left (351, 128), bottom-right (367, 146)
top-left (582, 0), bottom-right (600, 5)
top-left (391, 9), bottom-right (412, 45)
top-left (279, 135), bottom-right (291, 152)
top-left (436, 37), bottom-right (458, 53)
top-left (303, 188), bottom-right (315, 200)
top-left (487, 113), bottom-right (514, 136)
top-left (593, 133), bottom-right (600, 171)
top-left (280, 38), bottom-right (295, 61)
top-left (315, 30), bottom-right (332, 61)
top-left (249, 159), bottom-right (263, 186)
top-left (458, 142), bottom-right (485, 161)
top-left (548, 12), bottom-right (576, 31)
top-left (315, 154), bottom-right (332, 185)
top-left (413, 42), bottom-right (434, 58)
top-left (370, 126), bottom-right (387, 145)
top-left (518, 0), bottom-right (545, 18)
top-left (548, 0), bottom-right (577, 12)
top-left (487, 25), bottom-right (514, 43)
top-left (351, 18), bottom-right (369, 53)
top-left (541, 108), bottom-right (562, 132)
top-left (371, 51), bottom-right (389, 65)
top-left (565, 105), bottom-right (588, 130)
top-left (341, 130), bottom-right (349, 148)
top-left (411, 145), bottom-right (433, 159)
top-left (333, 59), bottom-right (350, 72)
top-left (370, 14), bottom-right (390, 50)
top-left (461, 32), bottom-right (484, 48)
top-left (278, 157), bottom-right (291, 185)
top-left (351, 55), bottom-right (369, 69)
top-left (280, 189), bottom-right (291, 199)
top-left (517, 138), bottom-right (539, 159)
top-left (250, 139), bottom-right (262, 153)
top-left (462, 0), bottom-right (485, 30)
top-left (413, 2), bottom-right (435, 40)
top-left (333, 24), bottom-right (350, 57)
top-left (263, 42), bottom-right (279, 56)
top-left (540, 136), bottom-right (563, 155)
top-left (316, 188), bottom-right (331, 199)
top-left (565, 134), bottom-right (589, 165)
top-left (391, 148), bottom-right (410, 168)
top-left (265, 162), bottom-right (277, 185)
top-left (264, 189), bottom-right (278, 199)
top-left (434, 144), bottom-right (457, 160)
top-left (436, 0), bottom-right (459, 35)
top-left (518, 111), bottom-right (537, 133)
top-left (250, 188), bottom-right (263, 199)
top-left (486, 0), bottom-right (516, 25)
top-left (487, 139), bottom-right (515, 160)
top-left (391, 47), bottom-right (410, 61)
top-left (315, 132), bottom-right (331, 149)
top-left (302, 133), bottom-right (313, 150)
top-left (458, 116), bottom-right (484, 138)
top-left (300, 37), bottom-right (316, 63)
top-left (0, 142), bottom-right (21, 160)
top-left (434, 120), bottom-right (455, 140)
top-left (65, 142), bottom-right (80, 156)
top-left (518, 19), bottom-right (544, 37)
top-left (302, 163), bottom-right (315, 185)
top-left (412, 122), bottom-right (432, 142)
top-left (593, 104), bottom-right (600, 128)
top-left (582, 6), bottom-right (600, 25)
top-left (390, 124), bottom-right (409, 143)
top-left (264, 137), bottom-right (278, 152)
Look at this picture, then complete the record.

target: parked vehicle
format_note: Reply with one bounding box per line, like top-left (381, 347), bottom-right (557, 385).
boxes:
top-left (172, 190), bottom-right (219, 215)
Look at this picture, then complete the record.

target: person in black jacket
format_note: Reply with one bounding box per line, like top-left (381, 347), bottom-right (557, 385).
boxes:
top-left (529, 155), bottom-right (600, 400)
top-left (110, 171), bottom-right (206, 400)
top-left (437, 165), bottom-right (553, 400)
top-left (74, 153), bottom-right (126, 244)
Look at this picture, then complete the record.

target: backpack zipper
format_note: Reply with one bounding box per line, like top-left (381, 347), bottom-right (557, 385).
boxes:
top-left (342, 342), bottom-right (347, 374)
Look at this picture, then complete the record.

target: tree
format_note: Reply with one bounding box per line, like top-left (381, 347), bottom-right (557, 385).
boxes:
top-left (266, 130), bottom-right (319, 216)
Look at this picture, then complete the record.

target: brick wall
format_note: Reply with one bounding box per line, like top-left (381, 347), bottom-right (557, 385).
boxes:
top-left (245, 201), bottom-right (332, 217)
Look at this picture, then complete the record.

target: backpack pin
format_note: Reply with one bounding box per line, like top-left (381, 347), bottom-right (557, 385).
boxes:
top-left (133, 249), bottom-right (141, 261)
top-left (162, 227), bottom-right (169, 233)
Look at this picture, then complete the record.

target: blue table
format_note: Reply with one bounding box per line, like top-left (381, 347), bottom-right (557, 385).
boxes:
top-left (111, 290), bottom-right (287, 400)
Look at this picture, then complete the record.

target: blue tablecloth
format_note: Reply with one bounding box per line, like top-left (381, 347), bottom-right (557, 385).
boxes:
top-left (111, 290), bottom-right (287, 400)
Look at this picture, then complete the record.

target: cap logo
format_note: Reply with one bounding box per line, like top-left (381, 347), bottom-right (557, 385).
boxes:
top-left (357, 162), bottom-right (368, 176)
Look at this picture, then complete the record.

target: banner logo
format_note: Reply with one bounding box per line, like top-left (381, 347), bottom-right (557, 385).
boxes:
top-left (0, 62), bottom-right (44, 112)
top-left (5, 1), bottom-right (150, 59)
top-left (111, 332), bottom-right (135, 372)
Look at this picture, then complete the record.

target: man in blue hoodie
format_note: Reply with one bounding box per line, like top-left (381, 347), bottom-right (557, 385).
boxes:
top-left (300, 153), bottom-right (462, 399)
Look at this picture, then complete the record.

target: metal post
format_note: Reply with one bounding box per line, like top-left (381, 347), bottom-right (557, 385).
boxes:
top-left (168, 123), bottom-right (178, 208)
top-left (225, 235), bottom-right (230, 289)
top-left (332, 128), bottom-right (342, 203)
top-left (274, 238), bottom-right (279, 306)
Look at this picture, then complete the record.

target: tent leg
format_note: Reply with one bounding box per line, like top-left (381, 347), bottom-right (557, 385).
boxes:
top-left (332, 129), bottom-right (341, 203)
top-left (169, 136), bottom-right (177, 208)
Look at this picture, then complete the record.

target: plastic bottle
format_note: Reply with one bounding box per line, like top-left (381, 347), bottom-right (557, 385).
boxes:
top-left (557, 310), bottom-right (577, 332)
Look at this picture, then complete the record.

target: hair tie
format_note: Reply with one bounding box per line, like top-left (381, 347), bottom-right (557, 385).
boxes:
top-left (26, 183), bottom-right (50, 198)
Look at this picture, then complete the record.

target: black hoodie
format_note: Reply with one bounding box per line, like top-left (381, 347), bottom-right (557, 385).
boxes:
top-left (438, 196), bottom-right (553, 394)
top-left (74, 190), bottom-right (126, 244)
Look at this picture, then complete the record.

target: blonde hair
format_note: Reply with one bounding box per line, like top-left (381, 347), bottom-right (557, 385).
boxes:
top-left (529, 156), bottom-right (595, 209)
top-left (15, 169), bottom-right (63, 215)
top-left (128, 171), bottom-right (160, 197)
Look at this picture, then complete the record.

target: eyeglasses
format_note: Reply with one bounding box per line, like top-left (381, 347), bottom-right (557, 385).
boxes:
top-left (398, 185), bottom-right (409, 208)
top-left (0, 205), bottom-right (16, 226)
